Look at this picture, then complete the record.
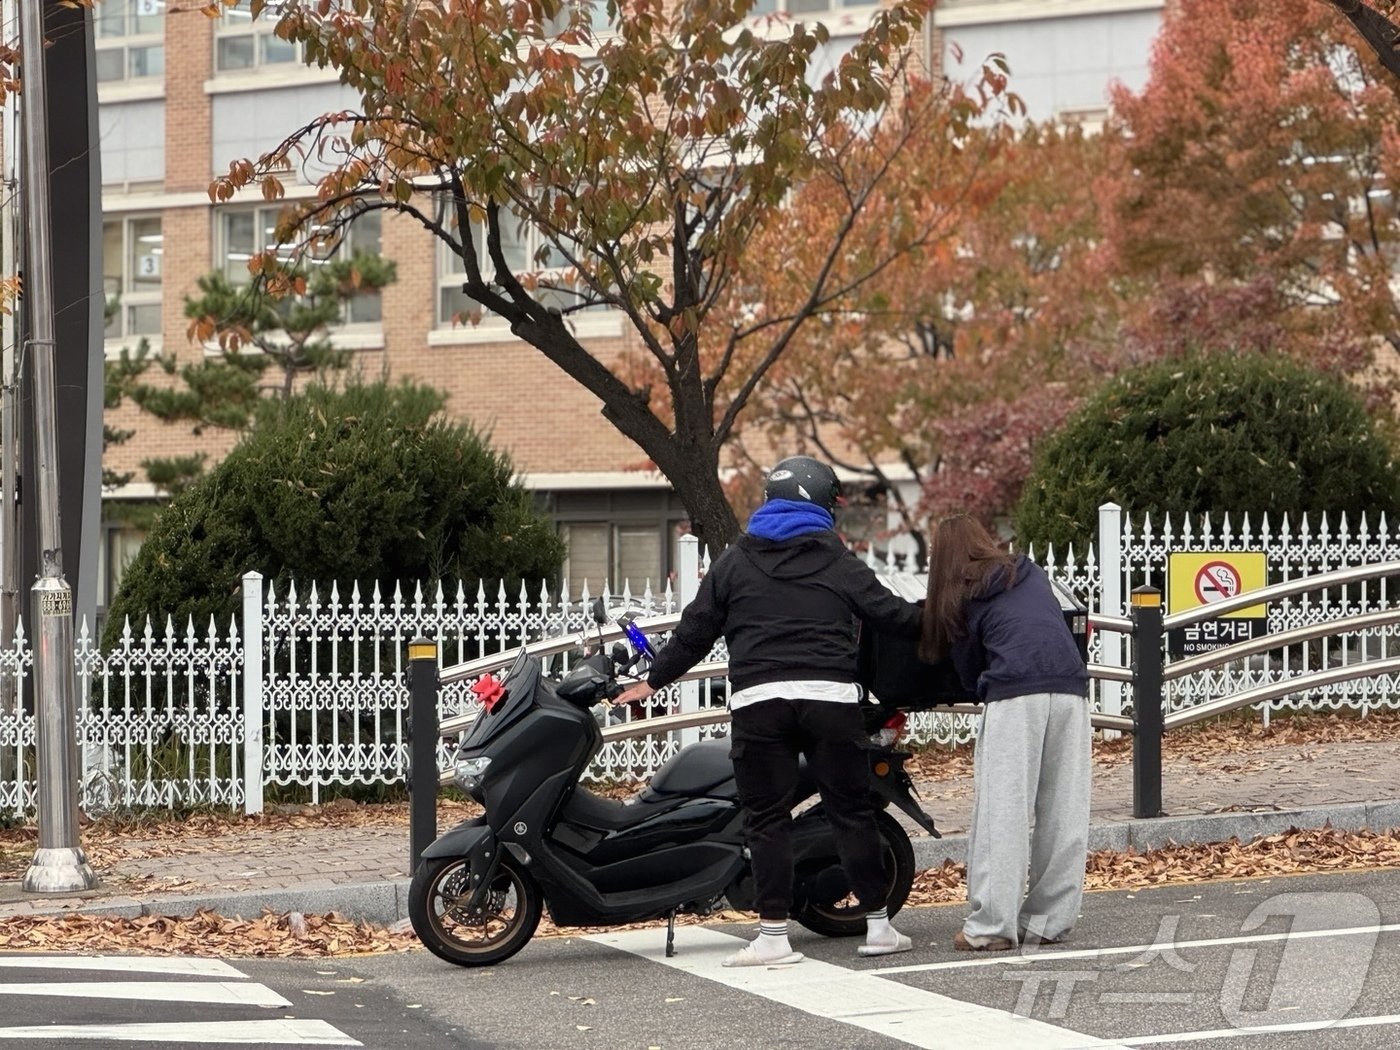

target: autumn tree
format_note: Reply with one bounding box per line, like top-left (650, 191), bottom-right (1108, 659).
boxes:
top-left (210, 0), bottom-right (1015, 549)
top-left (1103, 0), bottom-right (1400, 392)
top-left (728, 120), bottom-right (1119, 547)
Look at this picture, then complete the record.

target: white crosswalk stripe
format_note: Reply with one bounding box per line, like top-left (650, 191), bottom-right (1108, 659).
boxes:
top-left (0, 956), bottom-right (360, 1046)
top-left (0, 1021), bottom-right (354, 1045)
top-left (0, 957), bottom-right (244, 977)
top-left (589, 926), bottom-right (1135, 1050)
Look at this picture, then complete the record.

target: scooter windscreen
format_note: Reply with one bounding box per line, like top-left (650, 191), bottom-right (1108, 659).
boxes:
top-left (459, 649), bottom-right (540, 750)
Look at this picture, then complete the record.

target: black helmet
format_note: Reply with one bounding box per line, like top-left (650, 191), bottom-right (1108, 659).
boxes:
top-left (763, 456), bottom-right (842, 512)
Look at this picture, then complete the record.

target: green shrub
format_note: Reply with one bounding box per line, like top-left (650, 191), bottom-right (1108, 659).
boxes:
top-left (104, 377), bottom-right (565, 643)
top-left (1013, 352), bottom-right (1400, 552)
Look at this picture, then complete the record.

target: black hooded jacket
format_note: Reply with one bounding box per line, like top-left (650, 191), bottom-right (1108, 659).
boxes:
top-left (646, 530), bottom-right (922, 694)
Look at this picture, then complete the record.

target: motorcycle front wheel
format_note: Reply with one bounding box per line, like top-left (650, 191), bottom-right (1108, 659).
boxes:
top-left (792, 809), bottom-right (916, 938)
top-left (408, 854), bottom-right (542, 967)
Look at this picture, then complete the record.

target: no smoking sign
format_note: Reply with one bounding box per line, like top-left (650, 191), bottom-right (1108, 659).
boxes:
top-left (1167, 550), bottom-right (1269, 655)
top-left (1194, 561), bottom-right (1241, 605)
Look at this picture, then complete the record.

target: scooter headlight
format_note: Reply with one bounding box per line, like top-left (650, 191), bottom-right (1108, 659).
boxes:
top-left (454, 755), bottom-right (492, 796)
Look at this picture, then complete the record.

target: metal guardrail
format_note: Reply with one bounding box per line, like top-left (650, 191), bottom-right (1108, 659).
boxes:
top-left (438, 658), bottom-right (727, 737)
top-left (1162, 657), bottom-right (1400, 731)
top-left (424, 561), bottom-right (1400, 826)
top-left (1164, 607), bottom-right (1400, 680)
top-left (1089, 613), bottom-right (1134, 635)
top-left (439, 613), bottom-right (684, 686)
top-left (1128, 559), bottom-right (1400, 819)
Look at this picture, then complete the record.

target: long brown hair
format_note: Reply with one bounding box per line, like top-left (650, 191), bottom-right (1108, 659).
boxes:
top-left (918, 514), bottom-right (1018, 663)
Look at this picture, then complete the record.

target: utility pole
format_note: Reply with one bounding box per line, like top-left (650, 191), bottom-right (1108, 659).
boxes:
top-left (18, 0), bottom-right (97, 893)
top-left (0, 0), bottom-right (20, 788)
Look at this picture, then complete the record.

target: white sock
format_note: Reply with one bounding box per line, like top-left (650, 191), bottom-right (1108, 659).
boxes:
top-left (754, 920), bottom-right (793, 960)
top-left (866, 907), bottom-right (895, 944)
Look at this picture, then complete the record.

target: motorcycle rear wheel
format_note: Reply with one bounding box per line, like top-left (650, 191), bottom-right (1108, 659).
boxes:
top-left (409, 854), bottom-right (542, 967)
top-left (792, 810), bottom-right (916, 938)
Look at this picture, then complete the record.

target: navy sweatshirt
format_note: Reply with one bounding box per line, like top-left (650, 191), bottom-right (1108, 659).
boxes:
top-left (952, 555), bottom-right (1088, 703)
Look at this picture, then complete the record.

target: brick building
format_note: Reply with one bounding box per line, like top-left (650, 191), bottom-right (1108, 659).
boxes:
top-left (95, 0), bottom-right (1164, 611)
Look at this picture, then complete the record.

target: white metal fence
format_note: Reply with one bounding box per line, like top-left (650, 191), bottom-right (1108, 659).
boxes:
top-left (0, 504), bottom-right (1396, 815)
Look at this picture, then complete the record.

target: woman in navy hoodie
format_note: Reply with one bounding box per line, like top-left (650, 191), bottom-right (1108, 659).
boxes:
top-left (919, 514), bottom-right (1090, 951)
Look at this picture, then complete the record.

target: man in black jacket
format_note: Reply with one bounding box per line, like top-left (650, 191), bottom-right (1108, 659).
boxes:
top-left (614, 457), bottom-right (922, 966)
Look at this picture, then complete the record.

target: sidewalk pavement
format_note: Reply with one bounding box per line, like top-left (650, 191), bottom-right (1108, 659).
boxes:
top-left (2, 735), bottom-right (1398, 927)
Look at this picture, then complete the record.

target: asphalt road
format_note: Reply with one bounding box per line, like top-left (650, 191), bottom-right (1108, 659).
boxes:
top-left (3, 867), bottom-right (1400, 1049)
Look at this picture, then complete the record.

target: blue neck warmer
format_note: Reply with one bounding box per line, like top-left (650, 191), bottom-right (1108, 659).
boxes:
top-left (747, 499), bottom-right (834, 541)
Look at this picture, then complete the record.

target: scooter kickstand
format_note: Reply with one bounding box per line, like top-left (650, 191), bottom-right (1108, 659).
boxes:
top-left (665, 910), bottom-right (677, 958)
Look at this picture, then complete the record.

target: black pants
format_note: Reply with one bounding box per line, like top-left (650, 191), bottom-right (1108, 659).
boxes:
top-left (729, 698), bottom-right (887, 921)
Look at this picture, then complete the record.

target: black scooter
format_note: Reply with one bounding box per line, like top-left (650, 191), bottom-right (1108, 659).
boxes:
top-left (408, 609), bottom-right (939, 967)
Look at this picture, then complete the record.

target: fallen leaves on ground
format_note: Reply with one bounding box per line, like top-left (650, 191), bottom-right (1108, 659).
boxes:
top-left (2, 826), bottom-right (1399, 957)
top-left (0, 907), bottom-right (416, 958)
top-left (1092, 710), bottom-right (1400, 769)
top-left (905, 825), bottom-right (1400, 908)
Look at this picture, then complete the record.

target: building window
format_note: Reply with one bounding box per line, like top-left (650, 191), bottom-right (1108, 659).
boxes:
top-left (215, 1), bottom-right (301, 72)
top-left (549, 490), bottom-right (690, 594)
top-left (103, 216), bottom-right (163, 343)
top-left (95, 0), bottom-right (165, 84)
top-left (96, 522), bottom-right (147, 630)
top-left (561, 523), bottom-right (666, 594)
top-left (544, 0), bottom-right (610, 34)
top-left (748, 0), bottom-right (873, 14)
top-left (437, 213), bottom-right (603, 327)
top-left (221, 208), bottom-right (383, 325)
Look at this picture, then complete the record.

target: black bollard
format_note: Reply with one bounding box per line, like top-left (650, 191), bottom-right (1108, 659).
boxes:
top-left (1131, 586), bottom-right (1164, 818)
top-left (407, 637), bottom-right (440, 874)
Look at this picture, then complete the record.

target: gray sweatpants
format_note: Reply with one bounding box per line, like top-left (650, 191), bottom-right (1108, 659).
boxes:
top-left (963, 692), bottom-right (1091, 944)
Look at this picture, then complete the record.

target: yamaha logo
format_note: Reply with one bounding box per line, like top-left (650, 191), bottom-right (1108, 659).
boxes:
top-left (513, 821), bottom-right (528, 836)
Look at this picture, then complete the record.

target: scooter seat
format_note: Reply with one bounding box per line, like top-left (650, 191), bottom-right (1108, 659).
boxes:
top-left (644, 738), bottom-right (738, 798)
top-left (561, 786), bottom-right (658, 831)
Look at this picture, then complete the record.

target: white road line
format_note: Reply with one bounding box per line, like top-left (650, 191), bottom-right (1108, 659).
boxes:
top-left (0, 956), bottom-right (246, 978)
top-left (872, 922), bottom-right (1400, 975)
top-left (0, 981), bottom-right (290, 1007)
top-left (589, 926), bottom-right (1133, 1050)
top-left (0, 1020), bottom-right (360, 1045)
top-left (1114, 1013), bottom-right (1400, 1045)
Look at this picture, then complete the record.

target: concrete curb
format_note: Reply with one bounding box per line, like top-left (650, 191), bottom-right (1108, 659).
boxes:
top-left (10, 801), bottom-right (1400, 927)
top-left (6, 879), bottom-right (413, 928)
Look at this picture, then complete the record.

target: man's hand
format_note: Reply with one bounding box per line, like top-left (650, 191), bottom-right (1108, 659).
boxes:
top-left (613, 681), bottom-right (656, 706)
